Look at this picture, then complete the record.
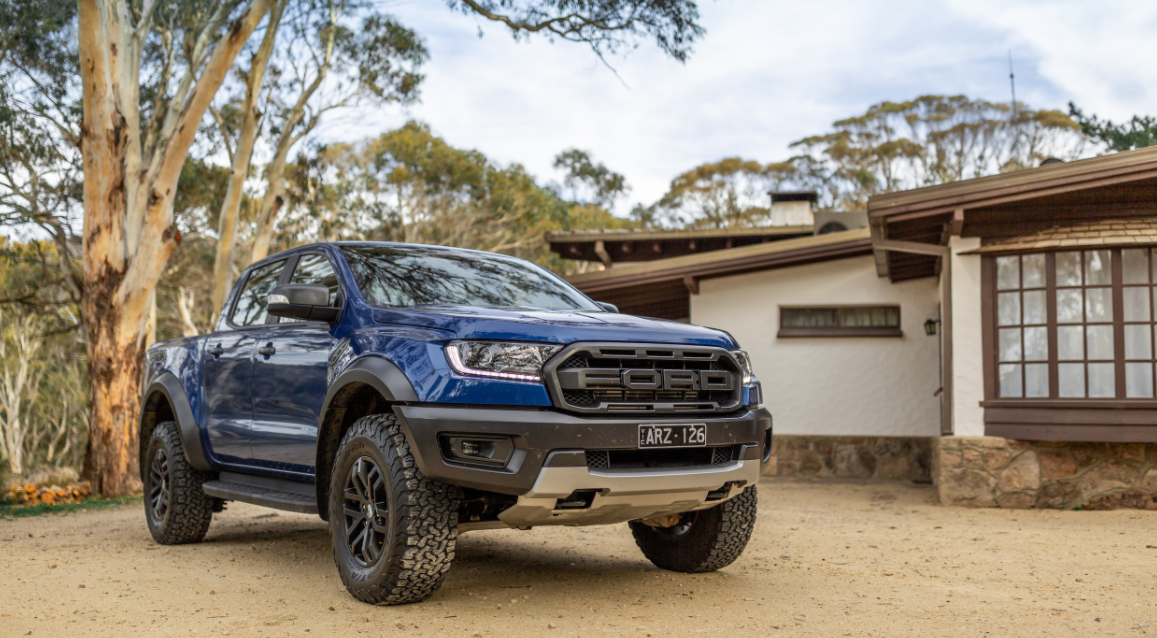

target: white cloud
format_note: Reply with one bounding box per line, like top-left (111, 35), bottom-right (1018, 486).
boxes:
top-left (329, 0), bottom-right (1157, 211)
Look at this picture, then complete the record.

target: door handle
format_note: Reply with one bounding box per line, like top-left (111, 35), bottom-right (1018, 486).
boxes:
top-left (258, 343), bottom-right (276, 356)
top-left (207, 344), bottom-right (224, 356)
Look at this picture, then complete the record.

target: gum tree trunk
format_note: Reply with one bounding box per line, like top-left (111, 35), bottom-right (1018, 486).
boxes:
top-left (209, 0), bottom-right (285, 313)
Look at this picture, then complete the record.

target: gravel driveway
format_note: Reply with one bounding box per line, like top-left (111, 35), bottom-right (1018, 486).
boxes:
top-left (2, 480), bottom-right (1154, 636)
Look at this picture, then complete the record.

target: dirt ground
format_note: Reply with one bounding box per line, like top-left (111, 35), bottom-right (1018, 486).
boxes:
top-left (2, 479), bottom-right (1155, 637)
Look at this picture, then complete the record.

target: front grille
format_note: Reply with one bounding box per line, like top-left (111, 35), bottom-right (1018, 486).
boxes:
top-left (585, 446), bottom-right (738, 470)
top-left (545, 343), bottom-right (743, 415)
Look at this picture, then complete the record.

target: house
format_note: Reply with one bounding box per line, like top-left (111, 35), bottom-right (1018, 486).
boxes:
top-left (548, 146), bottom-right (1157, 509)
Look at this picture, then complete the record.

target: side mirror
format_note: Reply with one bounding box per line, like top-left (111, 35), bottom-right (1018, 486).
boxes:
top-left (596, 302), bottom-right (619, 313)
top-left (268, 284), bottom-right (339, 323)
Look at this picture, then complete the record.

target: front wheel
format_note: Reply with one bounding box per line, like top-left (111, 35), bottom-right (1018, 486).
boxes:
top-left (629, 486), bottom-right (758, 573)
top-left (328, 414), bottom-right (458, 605)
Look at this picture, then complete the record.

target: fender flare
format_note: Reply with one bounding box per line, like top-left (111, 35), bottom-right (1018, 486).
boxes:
top-left (319, 356), bottom-right (418, 415)
top-left (140, 373), bottom-right (213, 473)
top-left (314, 356), bottom-right (419, 518)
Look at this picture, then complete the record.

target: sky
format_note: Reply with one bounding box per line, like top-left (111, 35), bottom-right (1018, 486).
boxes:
top-left (330, 0), bottom-right (1157, 213)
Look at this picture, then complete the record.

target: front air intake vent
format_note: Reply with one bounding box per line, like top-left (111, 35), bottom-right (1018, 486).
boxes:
top-left (544, 343), bottom-right (744, 415)
top-left (585, 446), bottom-right (739, 470)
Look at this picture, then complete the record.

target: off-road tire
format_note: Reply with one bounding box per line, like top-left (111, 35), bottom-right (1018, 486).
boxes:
top-left (328, 413), bottom-right (458, 605)
top-left (144, 421), bottom-right (216, 544)
top-left (629, 486), bottom-right (757, 573)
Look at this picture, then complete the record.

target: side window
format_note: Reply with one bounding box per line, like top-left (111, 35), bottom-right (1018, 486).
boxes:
top-left (290, 254), bottom-right (340, 305)
top-left (276, 254), bottom-right (341, 325)
top-left (230, 259), bottom-right (287, 327)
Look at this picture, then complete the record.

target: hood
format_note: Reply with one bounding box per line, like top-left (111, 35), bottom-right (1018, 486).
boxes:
top-left (371, 306), bottom-right (737, 348)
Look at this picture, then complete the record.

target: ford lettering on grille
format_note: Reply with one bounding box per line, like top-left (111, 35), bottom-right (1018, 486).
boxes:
top-left (543, 343), bottom-right (744, 415)
top-left (558, 368), bottom-right (733, 391)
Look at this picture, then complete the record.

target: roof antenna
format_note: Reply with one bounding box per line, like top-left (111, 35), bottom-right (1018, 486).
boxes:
top-left (1008, 50), bottom-right (1017, 119)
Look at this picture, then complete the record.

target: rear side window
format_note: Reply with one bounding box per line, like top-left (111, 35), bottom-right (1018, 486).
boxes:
top-left (230, 259), bottom-right (286, 326)
top-left (290, 254), bottom-right (340, 305)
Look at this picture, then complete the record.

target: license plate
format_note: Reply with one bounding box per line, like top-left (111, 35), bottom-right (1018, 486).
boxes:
top-left (638, 424), bottom-right (707, 448)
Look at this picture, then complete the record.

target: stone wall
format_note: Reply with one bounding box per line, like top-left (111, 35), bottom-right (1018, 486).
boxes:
top-left (934, 437), bottom-right (1157, 510)
top-left (766, 435), bottom-right (932, 483)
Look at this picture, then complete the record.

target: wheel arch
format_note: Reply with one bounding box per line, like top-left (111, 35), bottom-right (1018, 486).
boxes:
top-left (315, 356), bottom-right (418, 520)
top-left (139, 373), bottom-right (212, 480)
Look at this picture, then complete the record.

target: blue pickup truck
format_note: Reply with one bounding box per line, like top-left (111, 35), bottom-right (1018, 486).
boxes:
top-left (139, 242), bottom-right (772, 604)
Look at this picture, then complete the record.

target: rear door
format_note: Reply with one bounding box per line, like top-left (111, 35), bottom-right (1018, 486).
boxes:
top-left (248, 252), bottom-right (342, 473)
top-left (202, 258), bottom-right (288, 464)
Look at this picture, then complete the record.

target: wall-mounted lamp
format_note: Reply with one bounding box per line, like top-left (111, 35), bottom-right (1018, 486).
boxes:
top-left (923, 318), bottom-right (940, 336)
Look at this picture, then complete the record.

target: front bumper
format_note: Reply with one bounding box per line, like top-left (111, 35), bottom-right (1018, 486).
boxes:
top-left (391, 404), bottom-right (772, 495)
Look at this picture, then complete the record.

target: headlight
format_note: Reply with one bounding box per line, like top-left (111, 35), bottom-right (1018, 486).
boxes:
top-left (445, 341), bottom-right (562, 382)
top-left (730, 349), bottom-right (755, 385)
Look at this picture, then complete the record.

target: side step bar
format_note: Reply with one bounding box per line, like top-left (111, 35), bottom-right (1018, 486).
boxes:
top-left (203, 472), bottom-right (318, 515)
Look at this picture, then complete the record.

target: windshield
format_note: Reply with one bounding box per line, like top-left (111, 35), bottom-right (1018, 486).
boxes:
top-left (339, 245), bottom-right (601, 312)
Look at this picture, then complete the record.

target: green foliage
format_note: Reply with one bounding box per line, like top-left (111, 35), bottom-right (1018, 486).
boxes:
top-left (648, 95), bottom-right (1087, 228)
top-left (274, 121), bottom-right (631, 273)
top-left (651, 158), bottom-right (770, 229)
top-left (553, 149), bottom-right (629, 208)
top-left (1068, 103), bottom-right (1157, 152)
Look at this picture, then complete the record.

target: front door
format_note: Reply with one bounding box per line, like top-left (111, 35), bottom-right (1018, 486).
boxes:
top-left (201, 258), bottom-right (288, 464)
top-left (249, 253), bottom-right (342, 474)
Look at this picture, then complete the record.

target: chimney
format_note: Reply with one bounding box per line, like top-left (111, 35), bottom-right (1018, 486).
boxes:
top-left (768, 190), bottom-right (817, 226)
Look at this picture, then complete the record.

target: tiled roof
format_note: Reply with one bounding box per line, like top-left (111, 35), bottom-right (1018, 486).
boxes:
top-left (966, 218), bottom-right (1157, 254)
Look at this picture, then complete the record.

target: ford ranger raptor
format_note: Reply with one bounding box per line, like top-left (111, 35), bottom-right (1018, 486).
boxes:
top-left (138, 242), bottom-right (772, 604)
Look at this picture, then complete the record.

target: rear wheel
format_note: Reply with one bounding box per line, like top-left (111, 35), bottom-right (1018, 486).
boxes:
top-left (143, 421), bottom-right (215, 544)
top-left (629, 486), bottom-right (757, 573)
top-left (328, 414), bottom-right (458, 605)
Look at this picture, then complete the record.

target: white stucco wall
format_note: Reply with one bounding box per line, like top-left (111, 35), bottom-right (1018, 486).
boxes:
top-left (949, 236), bottom-right (985, 436)
top-left (691, 255), bottom-right (941, 437)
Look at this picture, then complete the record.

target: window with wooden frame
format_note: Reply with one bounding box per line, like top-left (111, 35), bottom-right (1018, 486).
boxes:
top-left (988, 249), bottom-right (1157, 400)
top-left (777, 305), bottom-right (902, 338)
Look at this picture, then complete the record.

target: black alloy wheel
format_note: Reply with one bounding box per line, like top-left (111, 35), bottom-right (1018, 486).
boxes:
top-left (341, 456), bottom-right (390, 567)
top-left (328, 413), bottom-right (458, 605)
top-left (148, 448), bottom-right (171, 523)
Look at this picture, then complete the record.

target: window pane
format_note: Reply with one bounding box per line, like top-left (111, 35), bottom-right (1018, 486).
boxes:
top-left (1056, 252), bottom-right (1082, 286)
top-left (839, 306), bottom-right (900, 327)
top-left (229, 259), bottom-right (287, 327)
top-left (1085, 250), bottom-right (1112, 285)
top-left (1124, 286), bottom-right (1151, 322)
top-left (996, 256), bottom-right (1020, 290)
top-left (1058, 363), bottom-right (1085, 397)
top-left (1125, 324), bottom-right (1152, 360)
top-left (1023, 290), bottom-right (1046, 324)
top-left (1025, 363), bottom-right (1049, 397)
top-left (1085, 287), bottom-right (1113, 322)
top-left (1086, 325), bottom-right (1115, 360)
top-left (1123, 249), bottom-right (1150, 284)
top-left (290, 254), bottom-right (340, 303)
top-left (781, 308), bottom-right (838, 327)
top-left (1024, 326), bottom-right (1048, 361)
top-left (1058, 326), bottom-right (1084, 360)
top-left (1126, 363), bottom-right (1155, 398)
top-left (1022, 254), bottom-right (1046, 288)
top-left (999, 364), bottom-right (1023, 398)
top-left (999, 328), bottom-right (1022, 362)
top-left (1056, 289), bottom-right (1083, 323)
top-left (1088, 363), bottom-right (1115, 398)
top-left (998, 292), bottom-right (1021, 326)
